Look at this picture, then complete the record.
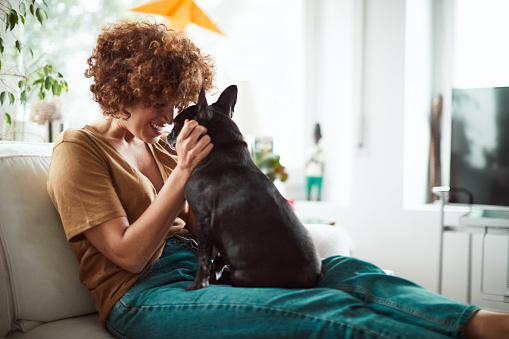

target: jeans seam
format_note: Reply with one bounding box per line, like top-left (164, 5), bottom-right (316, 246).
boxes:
top-left (117, 301), bottom-right (394, 339)
top-left (337, 285), bottom-right (461, 330)
top-left (130, 237), bottom-right (196, 290)
top-left (129, 260), bottom-right (158, 289)
top-left (106, 320), bottom-right (132, 339)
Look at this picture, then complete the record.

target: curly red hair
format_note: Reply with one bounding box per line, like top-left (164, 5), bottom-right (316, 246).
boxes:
top-left (85, 19), bottom-right (216, 119)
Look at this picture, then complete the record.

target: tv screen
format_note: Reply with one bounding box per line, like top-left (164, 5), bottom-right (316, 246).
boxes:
top-left (449, 86), bottom-right (509, 207)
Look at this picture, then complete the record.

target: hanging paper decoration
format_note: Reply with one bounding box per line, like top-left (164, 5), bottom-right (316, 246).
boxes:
top-left (130, 0), bottom-right (224, 35)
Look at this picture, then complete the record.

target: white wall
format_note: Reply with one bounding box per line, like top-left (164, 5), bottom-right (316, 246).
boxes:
top-left (295, 0), bottom-right (509, 312)
top-left (328, 0), bottom-right (443, 289)
top-left (297, 0), bottom-right (441, 289)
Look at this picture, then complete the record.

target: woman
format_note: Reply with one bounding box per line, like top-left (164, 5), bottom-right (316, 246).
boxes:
top-left (47, 19), bottom-right (508, 338)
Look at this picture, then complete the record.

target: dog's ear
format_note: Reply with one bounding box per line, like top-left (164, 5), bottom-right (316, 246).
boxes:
top-left (196, 87), bottom-right (213, 122)
top-left (215, 85), bottom-right (238, 118)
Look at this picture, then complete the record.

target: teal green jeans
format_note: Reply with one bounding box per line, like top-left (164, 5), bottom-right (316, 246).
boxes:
top-left (106, 235), bottom-right (479, 338)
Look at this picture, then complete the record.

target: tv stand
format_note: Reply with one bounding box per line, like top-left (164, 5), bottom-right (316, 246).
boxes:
top-left (432, 186), bottom-right (509, 306)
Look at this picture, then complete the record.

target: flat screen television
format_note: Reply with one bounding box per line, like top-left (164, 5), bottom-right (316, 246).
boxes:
top-left (449, 86), bottom-right (509, 208)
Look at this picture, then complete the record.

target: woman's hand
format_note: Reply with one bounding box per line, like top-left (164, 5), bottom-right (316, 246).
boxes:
top-left (175, 119), bottom-right (213, 174)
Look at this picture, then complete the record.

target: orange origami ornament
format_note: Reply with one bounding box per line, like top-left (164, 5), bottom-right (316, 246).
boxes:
top-left (130, 0), bottom-right (224, 35)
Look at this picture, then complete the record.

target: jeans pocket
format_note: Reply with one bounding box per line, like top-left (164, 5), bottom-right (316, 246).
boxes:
top-left (173, 233), bottom-right (199, 252)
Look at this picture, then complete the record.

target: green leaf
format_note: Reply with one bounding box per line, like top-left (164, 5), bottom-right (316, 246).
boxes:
top-left (0, 37), bottom-right (4, 54)
top-left (0, 92), bottom-right (6, 105)
top-left (30, 3), bottom-right (35, 16)
top-left (44, 76), bottom-right (52, 90)
top-left (20, 90), bottom-right (27, 103)
top-left (15, 40), bottom-right (22, 53)
top-left (35, 7), bottom-right (45, 25)
top-left (52, 84), bottom-right (61, 96)
top-left (38, 91), bottom-right (45, 100)
top-left (8, 92), bottom-right (15, 105)
top-left (18, 80), bottom-right (24, 89)
top-left (5, 113), bottom-right (12, 126)
top-left (8, 10), bottom-right (18, 31)
top-left (19, 2), bottom-right (26, 16)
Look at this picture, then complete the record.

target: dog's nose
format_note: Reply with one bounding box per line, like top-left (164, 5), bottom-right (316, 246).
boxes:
top-left (162, 105), bottom-right (176, 124)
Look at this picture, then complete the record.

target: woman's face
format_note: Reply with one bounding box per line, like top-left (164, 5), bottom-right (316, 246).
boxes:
top-left (123, 100), bottom-right (177, 143)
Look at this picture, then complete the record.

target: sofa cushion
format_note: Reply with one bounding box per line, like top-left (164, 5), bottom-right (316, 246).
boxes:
top-left (0, 142), bottom-right (96, 335)
top-left (6, 313), bottom-right (113, 338)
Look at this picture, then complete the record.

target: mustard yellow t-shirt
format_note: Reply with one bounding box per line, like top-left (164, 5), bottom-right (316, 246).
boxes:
top-left (47, 125), bottom-right (190, 328)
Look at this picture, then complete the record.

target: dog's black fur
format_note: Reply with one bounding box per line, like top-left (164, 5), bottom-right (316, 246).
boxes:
top-left (167, 85), bottom-right (322, 291)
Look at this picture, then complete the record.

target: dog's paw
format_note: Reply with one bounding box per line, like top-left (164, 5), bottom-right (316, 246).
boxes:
top-left (186, 280), bottom-right (209, 291)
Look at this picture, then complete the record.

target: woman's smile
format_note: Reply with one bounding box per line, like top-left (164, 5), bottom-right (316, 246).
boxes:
top-left (150, 122), bottom-right (167, 135)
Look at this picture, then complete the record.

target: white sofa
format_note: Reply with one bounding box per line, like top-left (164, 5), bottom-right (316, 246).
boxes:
top-left (0, 141), bottom-right (354, 338)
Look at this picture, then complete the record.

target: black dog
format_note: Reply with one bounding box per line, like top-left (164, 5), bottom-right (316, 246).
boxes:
top-left (167, 85), bottom-right (322, 291)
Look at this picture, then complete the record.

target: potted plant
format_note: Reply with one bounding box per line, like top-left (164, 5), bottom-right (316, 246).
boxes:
top-left (254, 150), bottom-right (288, 183)
top-left (0, 0), bottom-right (68, 140)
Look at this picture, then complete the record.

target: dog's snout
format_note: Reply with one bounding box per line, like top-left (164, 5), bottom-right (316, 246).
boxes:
top-left (166, 135), bottom-right (177, 151)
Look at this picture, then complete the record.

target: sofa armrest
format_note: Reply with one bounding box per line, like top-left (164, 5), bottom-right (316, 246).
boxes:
top-left (304, 224), bottom-right (354, 258)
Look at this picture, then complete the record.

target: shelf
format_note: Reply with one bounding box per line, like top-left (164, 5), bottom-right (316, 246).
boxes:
top-left (459, 209), bottom-right (509, 228)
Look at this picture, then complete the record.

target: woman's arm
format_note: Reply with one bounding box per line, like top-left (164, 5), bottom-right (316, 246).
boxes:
top-left (83, 120), bottom-right (211, 273)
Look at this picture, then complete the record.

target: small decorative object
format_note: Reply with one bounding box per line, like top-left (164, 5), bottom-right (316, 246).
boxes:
top-left (428, 94), bottom-right (443, 203)
top-left (29, 96), bottom-right (65, 142)
top-left (305, 123), bottom-right (325, 201)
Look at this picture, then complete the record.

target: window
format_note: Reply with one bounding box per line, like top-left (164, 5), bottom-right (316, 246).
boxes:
top-left (454, 0), bottom-right (509, 88)
top-left (15, 0), bottom-right (361, 203)
top-left (17, 0), bottom-right (306, 173)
